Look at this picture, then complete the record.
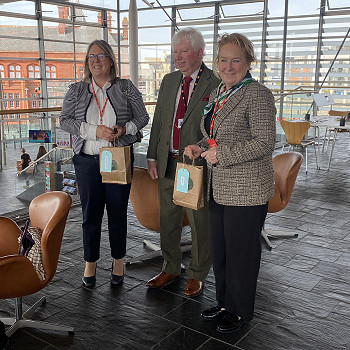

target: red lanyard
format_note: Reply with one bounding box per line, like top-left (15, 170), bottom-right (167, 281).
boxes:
top-left (209, 93), bottom-right (230, 138)
top-left (91, 82), bottom-right (109, 124)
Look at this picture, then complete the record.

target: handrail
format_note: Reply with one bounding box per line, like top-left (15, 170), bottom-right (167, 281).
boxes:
top-left (17, 146), bottom-right (73, 175)
top-left (1, 85), bottom-right (349, 117)
top-left (0, 102), bottom-right (157, 116)
top-left (0, 107), bottom-right (61, 116)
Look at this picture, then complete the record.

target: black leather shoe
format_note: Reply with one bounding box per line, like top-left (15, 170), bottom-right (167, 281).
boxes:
top-left (82, 275), bottom-right (96, 288)
top-left (111, 274), bottom-right (124, 285)
top-left (111, 262), bottom-right (124, 285)
top-left (217, 313), bottom-right (245, 333)
top-left (201, 306), bottom-right (227, 320)
top-left (82, 265), bottom-right (96, 288)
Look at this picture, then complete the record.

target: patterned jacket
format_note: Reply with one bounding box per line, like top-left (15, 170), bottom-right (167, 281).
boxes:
top-left (200, 81), bottom-right (276, 206)
top-left (60, 79), bottom-right (149, 154)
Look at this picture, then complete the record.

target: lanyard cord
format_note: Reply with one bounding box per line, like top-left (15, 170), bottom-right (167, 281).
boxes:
top-left (91, 82), bottom-right (109, 125)
top-left (208, 78), bottom-right (255, 138)
top-left (209, 92), bottom-right (231, 138)
top-left (180, 63), bottom-right (205, 110)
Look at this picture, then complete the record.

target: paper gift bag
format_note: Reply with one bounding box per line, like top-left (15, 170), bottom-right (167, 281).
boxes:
top-left (100, 145), bottom-right (131, 184)
top-left (173, 160), bottom-right (204, 210)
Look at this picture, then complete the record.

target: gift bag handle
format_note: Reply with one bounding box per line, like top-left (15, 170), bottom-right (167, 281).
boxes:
top-left (181, 153), bottom-right (195, 168)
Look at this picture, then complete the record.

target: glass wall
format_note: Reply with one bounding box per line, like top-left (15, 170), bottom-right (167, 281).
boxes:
top-left (1, 0), bottom-right (350, 151)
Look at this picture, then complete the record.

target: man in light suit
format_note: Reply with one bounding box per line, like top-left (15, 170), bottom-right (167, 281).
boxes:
top-left (146, 27), bottom-right (220, 297)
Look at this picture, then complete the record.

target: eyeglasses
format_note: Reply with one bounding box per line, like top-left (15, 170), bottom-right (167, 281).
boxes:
top-left (88, 54), bottom-right (109, 61)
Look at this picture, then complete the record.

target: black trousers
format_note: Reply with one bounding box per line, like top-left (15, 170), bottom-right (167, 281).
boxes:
top-left (73, 152), bottom-right (132, 262)
top-left (209, 199), bottom-right (268, 322)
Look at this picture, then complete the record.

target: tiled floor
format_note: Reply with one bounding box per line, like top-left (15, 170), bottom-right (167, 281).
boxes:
top-left (1, 135), bottom-right (350, 349)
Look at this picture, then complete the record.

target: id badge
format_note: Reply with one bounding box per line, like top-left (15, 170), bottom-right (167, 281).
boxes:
top-left (207, 138), bottom-right (217, 148)
top-left (178, 118), bottom-right (184, 128)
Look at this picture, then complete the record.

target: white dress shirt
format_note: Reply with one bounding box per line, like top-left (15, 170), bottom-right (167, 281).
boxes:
top-left (80, 78), bottom-right (136, 155)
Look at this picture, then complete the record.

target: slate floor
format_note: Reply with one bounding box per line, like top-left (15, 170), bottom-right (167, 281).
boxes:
top-left (0, 134), bottom-right (350, 350)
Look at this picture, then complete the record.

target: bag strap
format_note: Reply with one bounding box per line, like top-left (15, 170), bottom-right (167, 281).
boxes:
top-left (181, 154), bottom-right (195, 167)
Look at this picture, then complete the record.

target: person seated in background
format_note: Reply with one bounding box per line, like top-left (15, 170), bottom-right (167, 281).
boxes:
top-left (36, 145), bottom-right (47, 162)
top-left (20, 148), bottom-right (31, 171)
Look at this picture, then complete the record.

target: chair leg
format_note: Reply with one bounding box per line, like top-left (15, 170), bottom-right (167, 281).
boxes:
top-left (313, 143), bottom-right (319, 169)
top-left (305, 146), bottom-right (308, 173)
top-left (126, 235), bottom-right (192, 270)
top-left (261, 227), bottom-right (298, 249)
top-left (1, 296), bottom-right (74, 337)
top-left (261, 229), bottom-right (272, 249)
top-left (322, 127), bottom-right (328, 153)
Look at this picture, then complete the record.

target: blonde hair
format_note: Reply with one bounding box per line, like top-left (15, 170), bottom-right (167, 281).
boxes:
top-left (83, 40), bottom-right (118, 84)
top-left (213, 33), bottom-right (257, 75)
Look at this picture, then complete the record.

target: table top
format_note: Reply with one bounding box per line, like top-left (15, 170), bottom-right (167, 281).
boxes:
top-left (309, 115), bottom-right (350, 129)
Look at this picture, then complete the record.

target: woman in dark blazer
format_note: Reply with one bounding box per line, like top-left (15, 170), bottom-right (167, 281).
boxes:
top-left (185, 33), bottom-right (276, 332)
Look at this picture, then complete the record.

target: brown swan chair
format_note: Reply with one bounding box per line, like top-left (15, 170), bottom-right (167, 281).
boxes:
top-left (261, 152), bottom-right (303, 249)
top-left (0, 191), bottom-right (74, 337)
top-left (126, 167), bottom-right (189, 264)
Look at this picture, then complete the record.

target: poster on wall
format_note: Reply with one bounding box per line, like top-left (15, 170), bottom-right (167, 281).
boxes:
top-left (29, 130), bottom-right (51, 143)
top-left (56, 128), bottom-right (72, 148)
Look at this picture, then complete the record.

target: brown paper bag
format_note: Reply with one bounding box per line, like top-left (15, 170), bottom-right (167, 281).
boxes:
top-left (99, 145), bottom-right (131, 184)
top-left (173, 159), bottom-right (204, 210)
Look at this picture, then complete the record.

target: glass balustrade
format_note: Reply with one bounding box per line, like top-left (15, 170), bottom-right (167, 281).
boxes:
top-left (15, 147), bottom-right (77, 203)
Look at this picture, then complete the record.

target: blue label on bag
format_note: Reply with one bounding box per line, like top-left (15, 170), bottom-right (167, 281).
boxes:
top-left (100, 150), bottom-right (112, 172)
top-left (176, 168), bottom-right (189, 193)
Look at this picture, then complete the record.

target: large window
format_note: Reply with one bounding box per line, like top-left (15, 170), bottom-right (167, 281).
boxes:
top-left (0, 0), bottom-right (350, 145)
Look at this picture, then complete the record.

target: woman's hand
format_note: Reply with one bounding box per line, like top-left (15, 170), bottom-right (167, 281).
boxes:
top-left (113, 125), bottom-right (126, 139)
top-left (184, 145), bottom-right (203, 160)
top-left (201, 146), bottom-right (218, 165)
top-left (96, 125), bottom-right (116, 142)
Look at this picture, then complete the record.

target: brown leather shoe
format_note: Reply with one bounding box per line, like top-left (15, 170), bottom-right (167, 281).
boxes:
top-left (184, 279), bottom-right (203, 297)
top-left (146, 272), bottom-right (179, 288)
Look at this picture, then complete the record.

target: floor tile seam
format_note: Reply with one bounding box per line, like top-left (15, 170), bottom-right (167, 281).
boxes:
top-left (178, 324), bottom-right (233, 348)
top-left (161, 295), bottom-right (202, 319)
top-left (93, 327), bottom-right (150, 350)
top-left (309, 263), bottom-right (350, 280)
top-left (22, 329), bottom-right (57, 348)
top-left (275, 245), bottom-right (342, 263)
top-left (232, 322), bottom-right (260, 348)
top-left (275, 322), bottom-right (348, 349)
top-left (275, 284), bottom-right (340, 317)
top-left (149, 324), bottom-right (183, 349)
top-left (259, 264), bottom-right (323, 290)
top-left (310, 275), bottom-right (350, 294)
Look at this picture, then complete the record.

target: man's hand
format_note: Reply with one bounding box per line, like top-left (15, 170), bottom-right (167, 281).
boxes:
top-left (147, 160), bottom-right (158, 180)
top-left (184, 144), bottom-right (203, 160)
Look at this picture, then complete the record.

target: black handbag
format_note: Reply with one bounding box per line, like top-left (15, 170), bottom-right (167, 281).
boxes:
top-left (18, 220), bottom-right (35, 256)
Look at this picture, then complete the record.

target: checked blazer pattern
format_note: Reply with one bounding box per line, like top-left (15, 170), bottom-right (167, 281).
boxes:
top-left (200, 81), bottom-right (277, 206)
